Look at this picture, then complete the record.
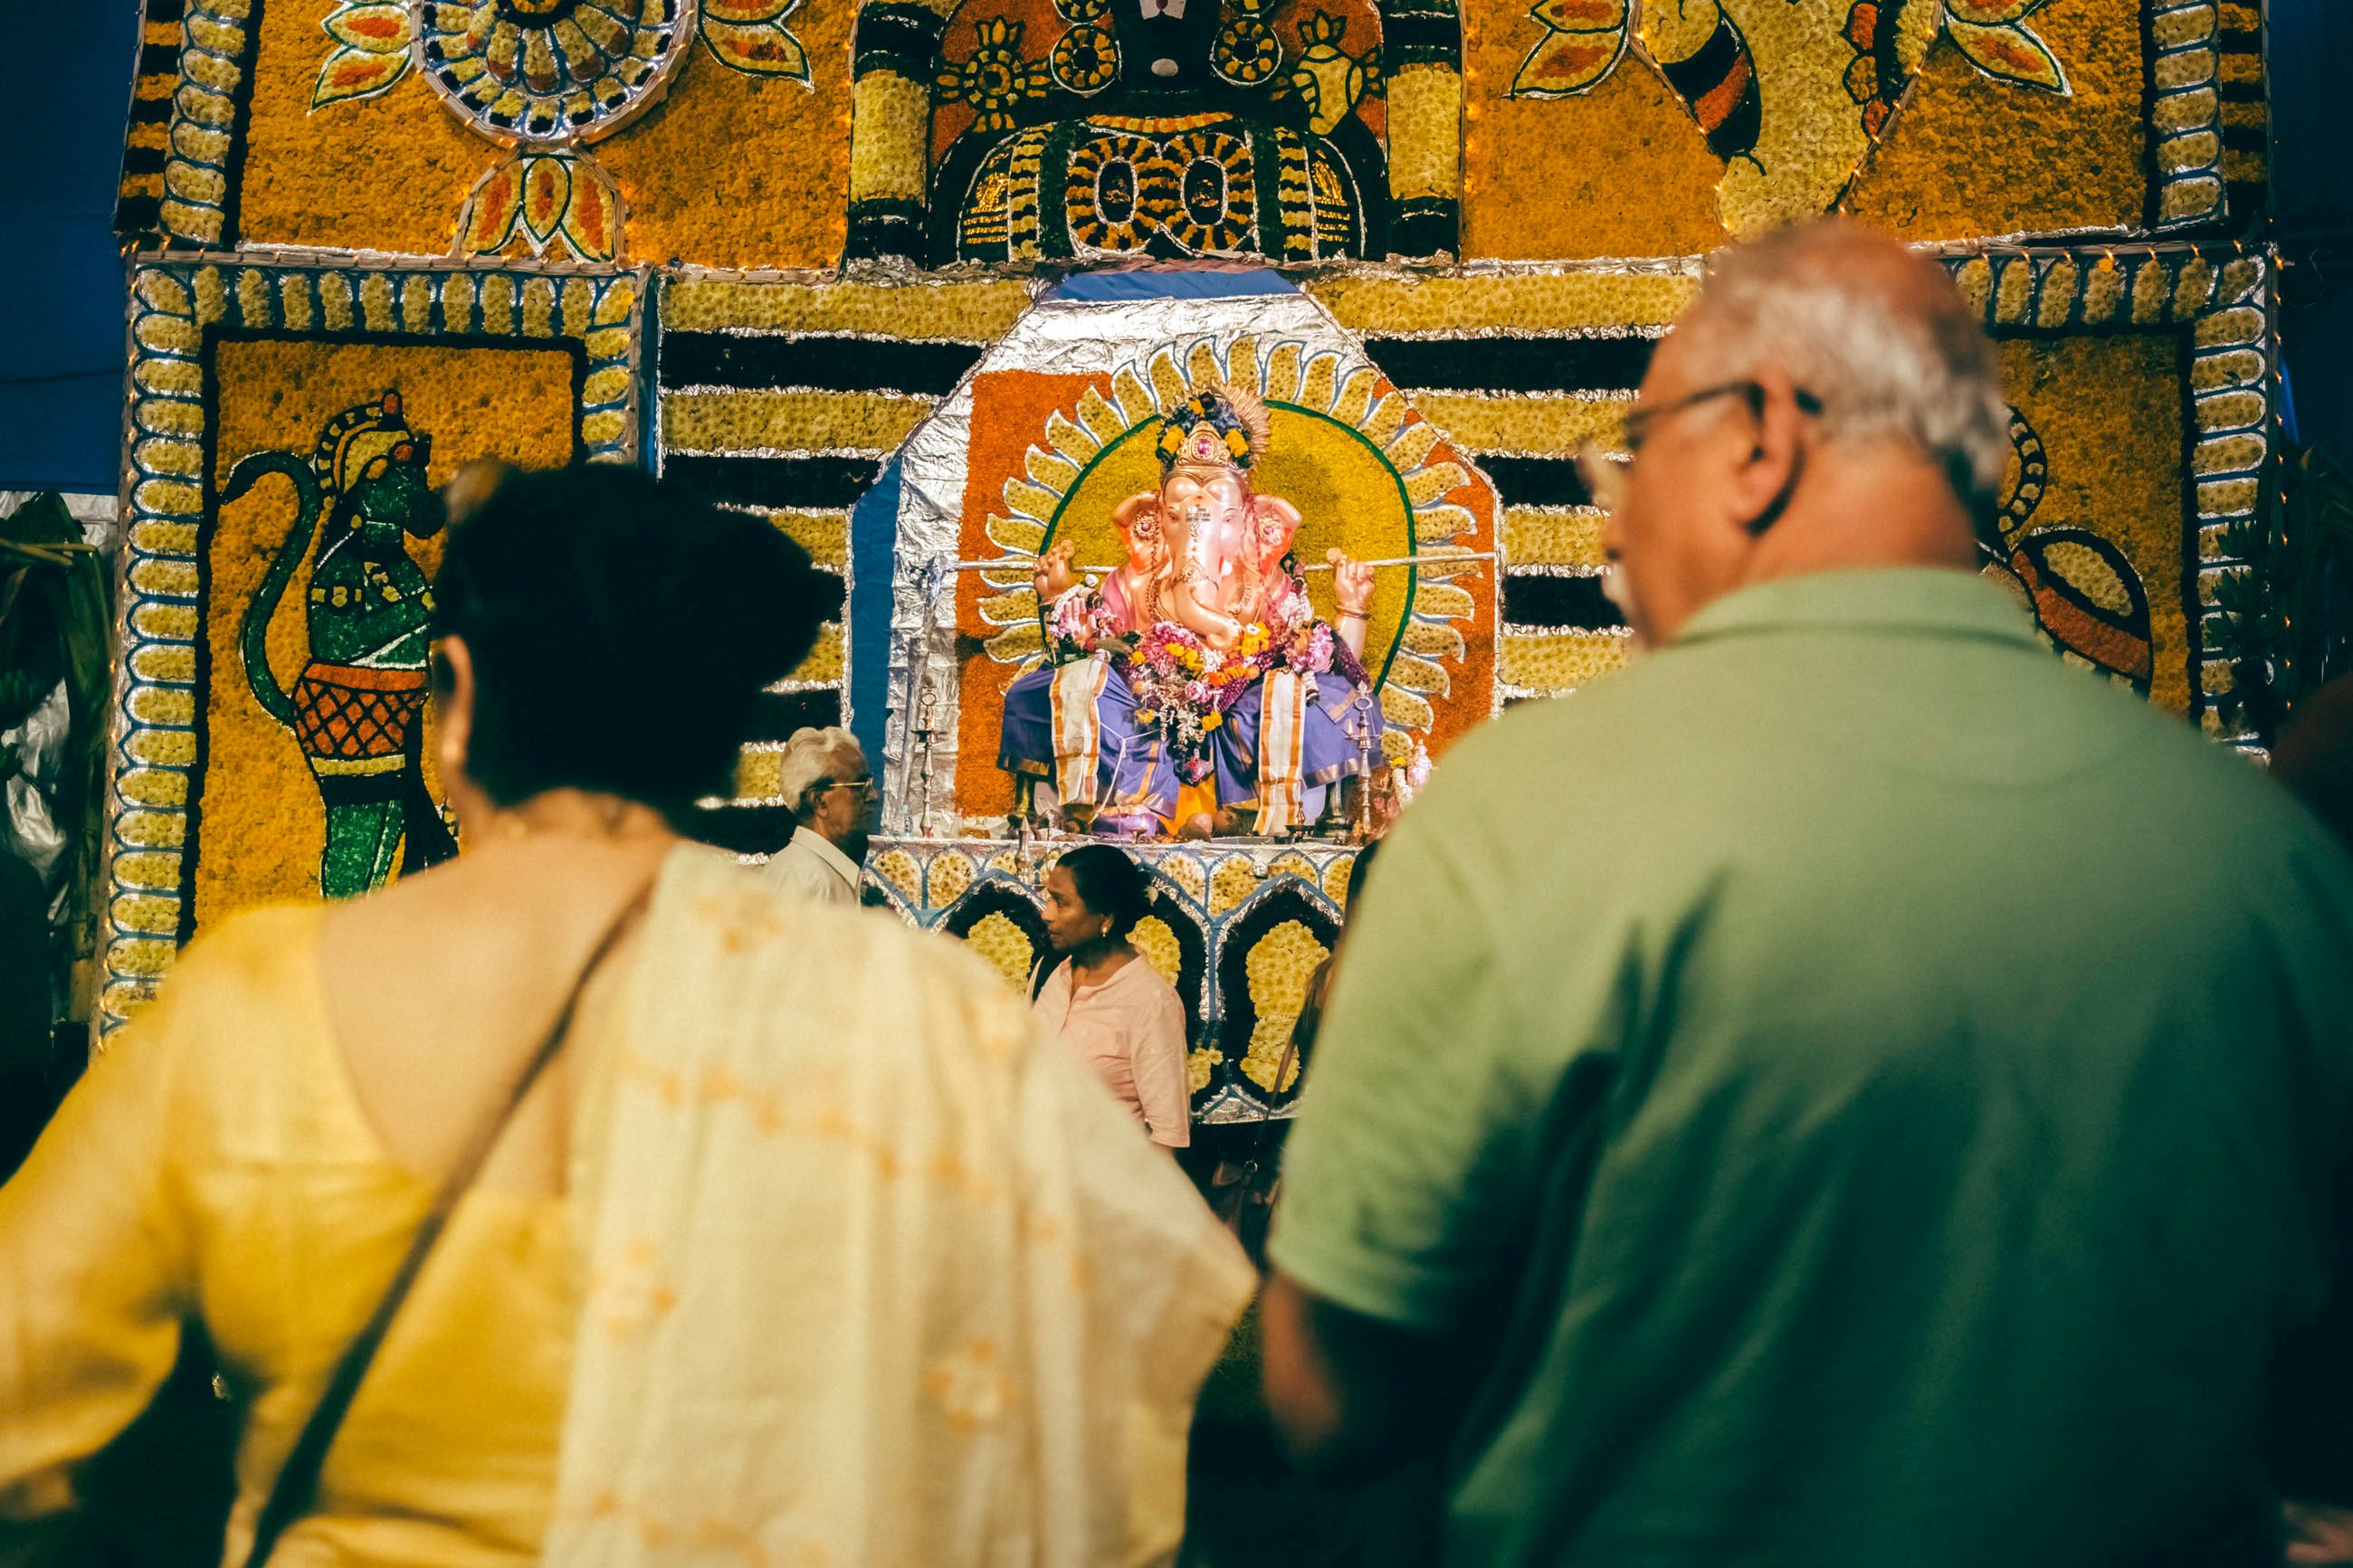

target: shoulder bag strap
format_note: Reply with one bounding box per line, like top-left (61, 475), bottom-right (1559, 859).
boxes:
top-left (240, 876), bottom-right (657, 1568)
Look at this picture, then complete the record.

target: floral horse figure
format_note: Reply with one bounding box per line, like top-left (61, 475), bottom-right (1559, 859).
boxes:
top-left (997, 382), bottom-right (1380, 838)
top-left (227, 391), bottom-right (457, 898)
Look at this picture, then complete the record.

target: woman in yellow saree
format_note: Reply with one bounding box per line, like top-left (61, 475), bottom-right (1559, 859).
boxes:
top-left (0, 467), bottom-right (1253, 1566)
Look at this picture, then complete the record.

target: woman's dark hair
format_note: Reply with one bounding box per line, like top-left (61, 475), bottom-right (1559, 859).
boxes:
top-left (1342, 835), bottom-right (1382, 911)
top-left (431, 464), bottom-right (824, 816)
top-left (1057, 843), bottom-right (1153, 940)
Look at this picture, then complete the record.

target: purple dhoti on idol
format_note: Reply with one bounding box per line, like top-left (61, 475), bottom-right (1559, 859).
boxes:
top-left (996, 380), bottom-right (1382, 838)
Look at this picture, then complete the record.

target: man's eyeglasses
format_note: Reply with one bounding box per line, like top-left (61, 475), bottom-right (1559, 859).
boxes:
top-left (823, 778), bottom-right (875, 799)
top-left (1575, 381), bottom-right (1824, 514)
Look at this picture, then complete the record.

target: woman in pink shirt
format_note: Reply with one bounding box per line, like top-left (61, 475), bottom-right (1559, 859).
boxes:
top-left (1033, 845), bottom-right (1192, 1148)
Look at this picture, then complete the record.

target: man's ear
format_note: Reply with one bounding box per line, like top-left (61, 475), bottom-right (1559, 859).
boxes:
top-left (1729, 366), bottom-right (1806, 536)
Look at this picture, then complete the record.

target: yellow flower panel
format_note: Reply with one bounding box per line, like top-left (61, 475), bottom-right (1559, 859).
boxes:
top-left (1414, 391), bottom-right (1632, 457)
top-left (106, 938), bottom-right (177, 979)
top-left (113, 851), bottom-right (184, 892)
top-left (125, 729), bottom-right (198, 769)
top-left (1460, 1), bottom-right (1725, 260)
top-left (1505, 508), bottom-right (1607, 571)
top-left (1161, 853), bottom-right (1206, 906)
top-left (234, 2), bottom-right (485, 254)
top-left (767, 509), bottom-right (849, 569)
top-left (111, 893), bottom-right (180, 938)
top-left (1386, 65), bottom-right (1464, 202)
top-left (963, 910), bottom-right (1037, 989)
top-left (1186, 1045), bottom-right (1224, 1095)
top-left (785, 622), bottom-right (845, 687)
top-left (661, 389), bottom-right (932, 456)
top-left (1308, 273), bottom-right (1696, 335)
top-left (870, 848), bottom-right (922, 906)
top-left (1844, 0), bottom-right (2146, 240)
top-left (1208, 855), bottom-right (1259, 917)
top-left (129, 689), bottom-right (195, 727)
top-left (234, 1), bottom-right (853, 268)
top-left (734, 746), bottom-right (786, 803)
top-left (1267, 851), bottom-right (1318, 888)
top-left (1129, 916), bottom-right (1185, 989)
top-left (1497, 629), bottom-right (1632, 692)
top-left (1991, 332), bottom-right (2190, 712)
top-left (118, 767), bottom-right (190, 809)
top-left (927, 850), bottom-right (976, 908)
top-left (1240, 919), bottom-right (1329, 1093)
top-left (191, 337), bottom-right (578, 934)
top-left (664, 280), bottom-right (1033, 340)
top-left (118, 811), bottom-right (187, 850)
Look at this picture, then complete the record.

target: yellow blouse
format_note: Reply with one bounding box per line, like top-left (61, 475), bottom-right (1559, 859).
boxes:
top-left (0, 905), bottom-right (574, 1565)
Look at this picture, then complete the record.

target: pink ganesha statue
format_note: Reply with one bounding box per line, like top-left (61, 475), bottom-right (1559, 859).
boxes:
top-left (996, 383), bottom-right (1383, 838)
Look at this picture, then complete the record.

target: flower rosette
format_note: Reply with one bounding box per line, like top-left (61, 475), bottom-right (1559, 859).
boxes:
top-left (416, 0), bottom-right (692, 146)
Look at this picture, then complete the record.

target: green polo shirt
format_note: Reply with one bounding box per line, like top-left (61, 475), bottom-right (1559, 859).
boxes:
top-left (1272, 567), bottom-right (2353, 1567)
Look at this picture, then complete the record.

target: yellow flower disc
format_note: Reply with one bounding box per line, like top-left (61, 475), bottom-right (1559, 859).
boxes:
top-left (1241, 919), bottom-right (1330, 1092)
top-left (1129, 915), bottom-right (1185, 988)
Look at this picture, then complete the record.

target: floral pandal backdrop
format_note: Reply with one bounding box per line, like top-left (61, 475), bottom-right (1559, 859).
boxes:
top-left (103, 0), bottom-right (2274, 1044)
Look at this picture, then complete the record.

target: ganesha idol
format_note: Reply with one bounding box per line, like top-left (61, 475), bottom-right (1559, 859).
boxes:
top-left (997, 384), bottom-right (1383, 838)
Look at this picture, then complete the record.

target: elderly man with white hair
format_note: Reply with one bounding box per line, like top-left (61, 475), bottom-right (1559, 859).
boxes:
top-left (1262, 220), bottom-right (2353, 1567)
top-left (763, 726), bottom-right (872, 905)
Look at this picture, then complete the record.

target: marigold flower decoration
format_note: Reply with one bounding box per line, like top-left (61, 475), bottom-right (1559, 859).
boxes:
top-left (309, 0), bottom-right (814, 264)
top-left (1050, 3), bottom-right (1119, 98)
top-left (938, 18), bottom-right (1053, 134)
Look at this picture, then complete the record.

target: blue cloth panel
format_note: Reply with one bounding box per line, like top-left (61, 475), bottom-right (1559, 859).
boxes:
top-left (846, 457), bottom-right (903, 770)
top-left (1043, 268), bottom-right (1298, 302)
top-left (0, 5), bottom-right (140, 493)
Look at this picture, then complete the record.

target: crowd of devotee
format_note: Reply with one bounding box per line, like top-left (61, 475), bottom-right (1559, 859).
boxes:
top-left (5, 219), bottom-right (2353, 1568)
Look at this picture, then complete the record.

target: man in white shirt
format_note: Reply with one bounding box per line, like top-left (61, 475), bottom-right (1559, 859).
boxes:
top-left (762, 727), bottom-right (872, 906)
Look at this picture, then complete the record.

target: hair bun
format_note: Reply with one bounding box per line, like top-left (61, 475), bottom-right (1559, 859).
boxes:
top-left (431, 463), bottom-right (828, 814)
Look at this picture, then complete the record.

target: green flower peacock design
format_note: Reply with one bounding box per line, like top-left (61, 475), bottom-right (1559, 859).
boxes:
top-left (226, 392), bottom-right (459, 898)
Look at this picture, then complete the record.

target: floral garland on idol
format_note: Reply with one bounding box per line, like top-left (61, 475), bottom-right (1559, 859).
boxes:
top-left (1045, 562), bottom-right (1366, 788)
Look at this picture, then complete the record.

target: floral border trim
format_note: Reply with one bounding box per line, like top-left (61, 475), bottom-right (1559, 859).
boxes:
top-left (117, 0), bottom-right (261, 248)
top-left (1940, 242), bottom-right (2272, 736)
top-left (100, 256), bottom-right (645, 1033)
top-left (2147, 0), bottom-right (2232, 232)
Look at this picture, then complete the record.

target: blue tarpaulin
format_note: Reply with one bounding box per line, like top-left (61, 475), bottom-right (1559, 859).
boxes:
top-left (2, 5), bottom-right (140, 495)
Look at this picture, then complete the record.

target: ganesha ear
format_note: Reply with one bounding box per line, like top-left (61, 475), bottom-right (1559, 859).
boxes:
top-left (1254, 495), bottom-right (1302, 531)
top-left (1114, 492), bottom-right (1161, 529)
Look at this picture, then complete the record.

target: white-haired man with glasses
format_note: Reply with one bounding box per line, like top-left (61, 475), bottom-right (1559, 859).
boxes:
top-left (1261, 219), bottom-right (2353, 1567)
top-left (763, 726), bottom-right (873, 906)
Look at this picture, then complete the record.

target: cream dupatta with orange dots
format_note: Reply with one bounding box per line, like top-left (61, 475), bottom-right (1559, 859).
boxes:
top-left (546, 848), bottom-right (1255, 1568)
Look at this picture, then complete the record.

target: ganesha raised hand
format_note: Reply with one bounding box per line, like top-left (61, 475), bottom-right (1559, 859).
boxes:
top-left (1329, 549), bottom-right (1376, 616)
top-left (1032, 540), bottom-right (1080, 602)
